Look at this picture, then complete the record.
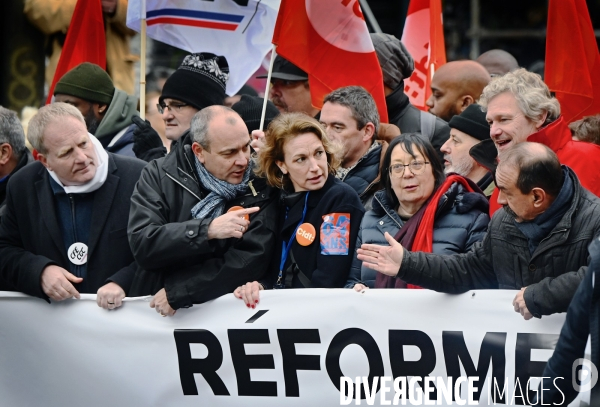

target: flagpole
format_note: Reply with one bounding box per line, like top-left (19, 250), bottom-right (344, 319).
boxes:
top-left (259, 45), bottom-right (277, 131)
top-left (139, 0), bottom-right (147, 120)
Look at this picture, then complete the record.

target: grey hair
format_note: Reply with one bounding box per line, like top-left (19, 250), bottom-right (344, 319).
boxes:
top-left (479, 68), bottom-right (560, 124)
top-left (190, 105), bottom-right (238, 152)
top-left (323, 86), bottom-right (380, 138)
top-left (0, 106), bottom-right (26, 159)
top-left (27, 103), bottom-right (85, 153)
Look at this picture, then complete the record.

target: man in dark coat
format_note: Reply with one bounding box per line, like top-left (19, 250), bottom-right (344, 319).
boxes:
top-left (0, 106), bottom-right (33, 218)
top-left (320, 86), bottom-right (384, 210)
top-left (128, 105), bottom-right (279, 317)
top-left (358, 142), bottom-right (600, 319)
top-left (0, 103), bottom-right (146, 309)
top-left (370, 33), bottom-right (450, 160)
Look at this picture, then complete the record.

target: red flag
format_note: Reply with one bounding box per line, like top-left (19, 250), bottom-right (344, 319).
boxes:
top-left (401, 0), bottom-right (446, 111)
top-left (272, 0), bottom-right (388, 122)
top-left (46, 0), bottom-right (106, 104)
top-left (545, 0), bottom-right (600, 124)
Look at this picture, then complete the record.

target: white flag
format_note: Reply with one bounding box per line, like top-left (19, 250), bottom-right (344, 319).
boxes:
top-left (127, 0), bottom-right (280, 95)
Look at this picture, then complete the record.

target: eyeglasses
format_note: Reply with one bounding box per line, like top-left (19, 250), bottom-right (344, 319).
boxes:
top-left (157, 102), bottom-right (188, 114)
top-left (389, 161), bottom-right (430, 177)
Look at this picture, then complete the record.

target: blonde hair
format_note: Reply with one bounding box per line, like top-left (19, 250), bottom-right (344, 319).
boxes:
top-left (479, 68), bottom-right (560, 124)
top-left (27, 103), bottom-right (85, 153)
top-left (255, 112), bottom-right (341, 189)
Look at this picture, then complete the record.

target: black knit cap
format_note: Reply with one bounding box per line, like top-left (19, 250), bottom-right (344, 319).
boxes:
top-left (232, 95), bottom-right (280, 133)
top-left (54, 62), bottom-right (115, 104)
top-left (448, 104), bottom-right (490, 142)
top-left (160, 53), bottom-right (229, 110)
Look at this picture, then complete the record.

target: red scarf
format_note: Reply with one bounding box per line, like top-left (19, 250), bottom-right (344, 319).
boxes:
top-left (375, 175), bottom-right (476, 289)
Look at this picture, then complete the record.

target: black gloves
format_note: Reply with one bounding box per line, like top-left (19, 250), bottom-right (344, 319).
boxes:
top-left (132, 116), bottom-right (167, 162)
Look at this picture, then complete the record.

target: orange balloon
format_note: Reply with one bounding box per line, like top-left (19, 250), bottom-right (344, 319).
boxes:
top-left (227, 206), bottom-right (250, 221)
top-left (296, 223), bottom-right (316, 246)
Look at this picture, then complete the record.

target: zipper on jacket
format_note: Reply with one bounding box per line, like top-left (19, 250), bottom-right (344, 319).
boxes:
top-left (68, 194), bottom-right (80, 276)
top-left (165, 173), bottom-right (202, 201)
top-left (183, 152), bottom-right (200, 185)
top-left (374, 194), bottom-right (403, 229)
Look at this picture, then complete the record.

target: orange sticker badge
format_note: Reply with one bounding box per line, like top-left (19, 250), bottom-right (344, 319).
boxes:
top-left (227, 206), bottom-right (249, 221)
top-left (296, 223), bottom-right (316, 246)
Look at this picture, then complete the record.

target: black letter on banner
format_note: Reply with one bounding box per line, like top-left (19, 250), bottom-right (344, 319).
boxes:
top-left (325, 328), bottom-right (384, 400)
top-left (389, 330), bottom-right (437, 398)
top-left (277, 329), bottom-right (321, 397)
top-left (173, 329), bottom-right (230, 396)
top-left (443, 331), bottom-right (506, 402)
top-left (514, 333), bottom-right (559, 405)
top-left (228, 329), bottom-right (277, 396)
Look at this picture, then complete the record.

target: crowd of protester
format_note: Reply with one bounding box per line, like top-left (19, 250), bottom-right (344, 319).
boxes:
top-left (2, 27), bottom-right (600, 404)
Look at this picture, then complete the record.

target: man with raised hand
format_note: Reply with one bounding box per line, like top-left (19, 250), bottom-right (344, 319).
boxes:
top-left (358, 143), bottom-right (600, 320)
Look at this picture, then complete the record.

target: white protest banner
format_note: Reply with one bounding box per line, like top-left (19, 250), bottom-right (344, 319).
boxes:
top-left (0, 289), bottom-right (586, 406)
top-left (126, 0), bottom-right (280, 95)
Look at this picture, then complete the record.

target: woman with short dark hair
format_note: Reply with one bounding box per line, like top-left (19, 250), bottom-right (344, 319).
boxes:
top-left (347, 133), bottom-right (490, 290)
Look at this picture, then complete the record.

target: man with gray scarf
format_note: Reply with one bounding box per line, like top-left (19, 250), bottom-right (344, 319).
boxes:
top-left (128, 105), bottom-right (279, 317)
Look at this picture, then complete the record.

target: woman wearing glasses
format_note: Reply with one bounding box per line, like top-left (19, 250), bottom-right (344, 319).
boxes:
top-left (234, 113), bottom-right (364, 307)
top-left (346, 133), bottom-right (490, 290)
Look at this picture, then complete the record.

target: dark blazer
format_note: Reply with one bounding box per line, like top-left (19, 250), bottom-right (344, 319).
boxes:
top-left (0, 154), bottom-right (146, 299)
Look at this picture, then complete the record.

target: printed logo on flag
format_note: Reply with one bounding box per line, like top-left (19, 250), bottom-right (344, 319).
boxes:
top-left (320, 213), bottom-right (350, 255)
top-left (146, 8), bottom-right (244, 31)
top-left (306, 0), bottom-right (373, 53)
top-left (402, 8), bottom-right (430, 107)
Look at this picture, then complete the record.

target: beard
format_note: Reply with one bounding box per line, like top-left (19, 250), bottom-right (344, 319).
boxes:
top-left (84, 108), bottom-right (100, 135)
top-left (444, 155), bottom-right (474, 177)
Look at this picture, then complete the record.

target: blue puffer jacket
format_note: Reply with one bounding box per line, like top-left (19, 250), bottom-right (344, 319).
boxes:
top-left (346, 182), bottom-right (490, 288)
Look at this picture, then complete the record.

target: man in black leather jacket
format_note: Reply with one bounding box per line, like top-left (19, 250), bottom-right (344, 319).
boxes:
top-left (128, 106), bottom-right (279, 316)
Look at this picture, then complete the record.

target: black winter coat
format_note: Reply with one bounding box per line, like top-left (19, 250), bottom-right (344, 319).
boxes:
top-left (396, 168), bottom-right (600, 318)
top-left (346, 183), bottom-right (490, 288)
top-left (539, 237), bottom-right (600, 405)
top-left (386, 85), bottom-right (450, 161)
top-left (267, 176), bottom-right (365, 289)
top-left (340, 142), bottom-right (383, 210)
top-left (0, 154), bottom-right (145, 298)
top-left (127, 131), bottom-right (280, 309)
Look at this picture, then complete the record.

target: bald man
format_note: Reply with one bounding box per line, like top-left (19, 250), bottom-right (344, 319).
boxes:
top-left (358, 142), bottom-right (600, 320)
top-left (426, 61), bottom-right (490, 122)
top-left (476, 49), bottom-right (519, 77)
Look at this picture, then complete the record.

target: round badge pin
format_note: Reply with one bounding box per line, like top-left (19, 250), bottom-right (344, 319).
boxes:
top-left (227, 206), bottom-right (250, 221)
top-left (296, 223), bottom-right (316, 246)
top-left (67, 242), bottom-right (88, 265)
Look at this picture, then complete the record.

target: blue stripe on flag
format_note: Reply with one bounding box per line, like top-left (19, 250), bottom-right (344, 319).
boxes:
top-left (147, 8), bottom-right (244, 23)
